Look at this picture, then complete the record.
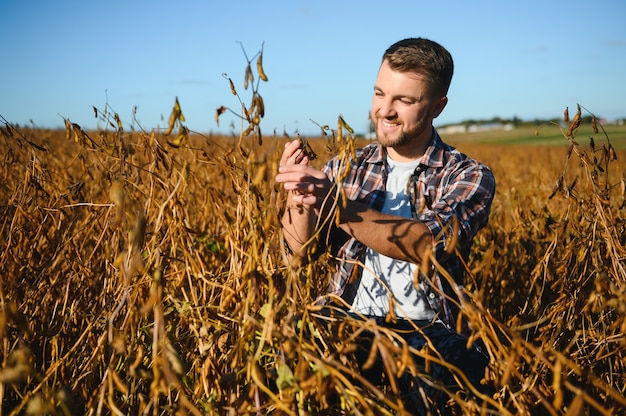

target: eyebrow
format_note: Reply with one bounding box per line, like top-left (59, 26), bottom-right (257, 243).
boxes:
top-left (374, 86), bottom-right (421, 102)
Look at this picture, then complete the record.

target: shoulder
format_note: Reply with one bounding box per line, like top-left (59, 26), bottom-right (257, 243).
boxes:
top-left (432, 132), bottom-right (495, 183)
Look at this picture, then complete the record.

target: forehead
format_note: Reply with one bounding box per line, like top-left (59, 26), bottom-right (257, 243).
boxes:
top-left (375, 60), bottom-right (431, 92)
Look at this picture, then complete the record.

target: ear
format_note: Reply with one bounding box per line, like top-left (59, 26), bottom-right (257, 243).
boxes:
top-left (431, 96), bottom-right (448, 119)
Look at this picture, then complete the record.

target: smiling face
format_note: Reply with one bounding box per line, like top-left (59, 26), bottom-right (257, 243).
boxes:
top-left (371, 59), bottom-right (448, 162)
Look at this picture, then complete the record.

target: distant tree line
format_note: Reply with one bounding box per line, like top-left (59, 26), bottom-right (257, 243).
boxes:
top-left (439, 115), bottom-right (619, 128)
top-left (366, 114), bottom-right (609, 136)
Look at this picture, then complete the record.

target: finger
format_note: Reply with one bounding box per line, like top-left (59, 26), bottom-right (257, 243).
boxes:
top-left (280, 140), bottom-right (310, 167)
top-left (275, 173), bottom-right (311, 187)
top-left (291, 192), bottom-right (319, 206)
top-left (279, 140), bottom-right (303, 166)
top-left (280, 149), bottom-right (304, 167)
top-left (277, 166), bottom-right (329, 186)
top-left (277, 163), bottom-right (318, 175)
top-left (283, 181), bottom-right (315, 193)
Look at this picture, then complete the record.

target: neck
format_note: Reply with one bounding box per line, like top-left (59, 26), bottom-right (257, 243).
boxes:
top-left (385, 131), bottom-right (433, 162)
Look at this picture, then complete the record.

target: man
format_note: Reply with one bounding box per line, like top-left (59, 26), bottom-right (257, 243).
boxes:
top-left (275, 38), bottom-right (496, 411)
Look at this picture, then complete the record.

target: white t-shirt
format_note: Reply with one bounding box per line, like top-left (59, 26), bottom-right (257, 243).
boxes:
top-left (351, 157), bottom-right (436, 321)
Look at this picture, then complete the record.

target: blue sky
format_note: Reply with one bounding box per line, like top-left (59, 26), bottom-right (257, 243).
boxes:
top-left (1, 0), bottom-right (625, 136)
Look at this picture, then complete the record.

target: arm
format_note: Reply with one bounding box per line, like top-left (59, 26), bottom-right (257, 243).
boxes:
top-left (338, 199), bottom-right (433, 264)
top-left (277, 140), bottom-right (318, 259)
top-left (276, 159), bottom-right (433, 264)
top-left (281, 194), bottom-right (318, 259)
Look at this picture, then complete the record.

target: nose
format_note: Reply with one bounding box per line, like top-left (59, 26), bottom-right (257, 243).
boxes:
top-left (373, 95), bottom-right (396, 119)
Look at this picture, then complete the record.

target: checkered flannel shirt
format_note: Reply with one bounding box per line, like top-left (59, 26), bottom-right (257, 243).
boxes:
top-left (318, 128), bottom-right (496, 328)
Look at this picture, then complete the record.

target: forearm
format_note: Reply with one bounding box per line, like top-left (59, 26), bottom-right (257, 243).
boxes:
top-left (281, 192), bottom-right (318, 258)
top-left (338, 199), bottom-right (433, 264)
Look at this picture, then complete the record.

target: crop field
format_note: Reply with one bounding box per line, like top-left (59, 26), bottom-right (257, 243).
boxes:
top-left (1, 53), bottom-right (625, 415)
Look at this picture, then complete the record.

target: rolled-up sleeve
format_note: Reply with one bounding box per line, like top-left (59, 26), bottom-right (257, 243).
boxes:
top-left (415, 158), bottom-right (496, 261)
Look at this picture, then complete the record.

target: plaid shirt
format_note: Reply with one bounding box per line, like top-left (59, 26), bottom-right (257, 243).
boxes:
top-left (319, 129), bottom-right (495, 327)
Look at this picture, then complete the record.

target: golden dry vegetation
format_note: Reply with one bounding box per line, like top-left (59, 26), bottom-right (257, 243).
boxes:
top-left (1, 50), bottom-right (625, 415)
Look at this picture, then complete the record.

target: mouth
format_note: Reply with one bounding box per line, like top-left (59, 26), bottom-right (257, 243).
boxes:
top-left (382, 120), bottom-right (399, 127)
top-left (380, 119), bottom-right (401, 130)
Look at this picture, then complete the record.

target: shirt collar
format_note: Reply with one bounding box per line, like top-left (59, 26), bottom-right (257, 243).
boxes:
top-left (421, 128), bottom-right (447, 168)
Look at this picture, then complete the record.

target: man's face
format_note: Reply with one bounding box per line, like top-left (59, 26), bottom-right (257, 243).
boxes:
top-left (371, 60), bottom-right (447, 160)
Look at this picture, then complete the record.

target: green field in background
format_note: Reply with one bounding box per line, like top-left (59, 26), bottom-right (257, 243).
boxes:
top-left (442, 124), bottom-right (626, 148)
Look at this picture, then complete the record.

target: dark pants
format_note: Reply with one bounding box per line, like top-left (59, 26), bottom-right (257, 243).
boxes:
top-left (318, 310), bottom-right (492, 414)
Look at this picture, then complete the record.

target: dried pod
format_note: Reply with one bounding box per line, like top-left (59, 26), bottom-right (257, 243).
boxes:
top-left (566, 104), bottom-right (582, 137)
top-left (297, 134), bottom-right (317, 160)
top-left (244, 63), bottom-right (255, 90)
top-left (257, 52), bottom-right (268, 81)
top-left (255, 94), bottom-right (265, 118)
top-left (339, 115), bottom-right (354, 134)
top-left (215, 106), bottom-right (227, 126)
